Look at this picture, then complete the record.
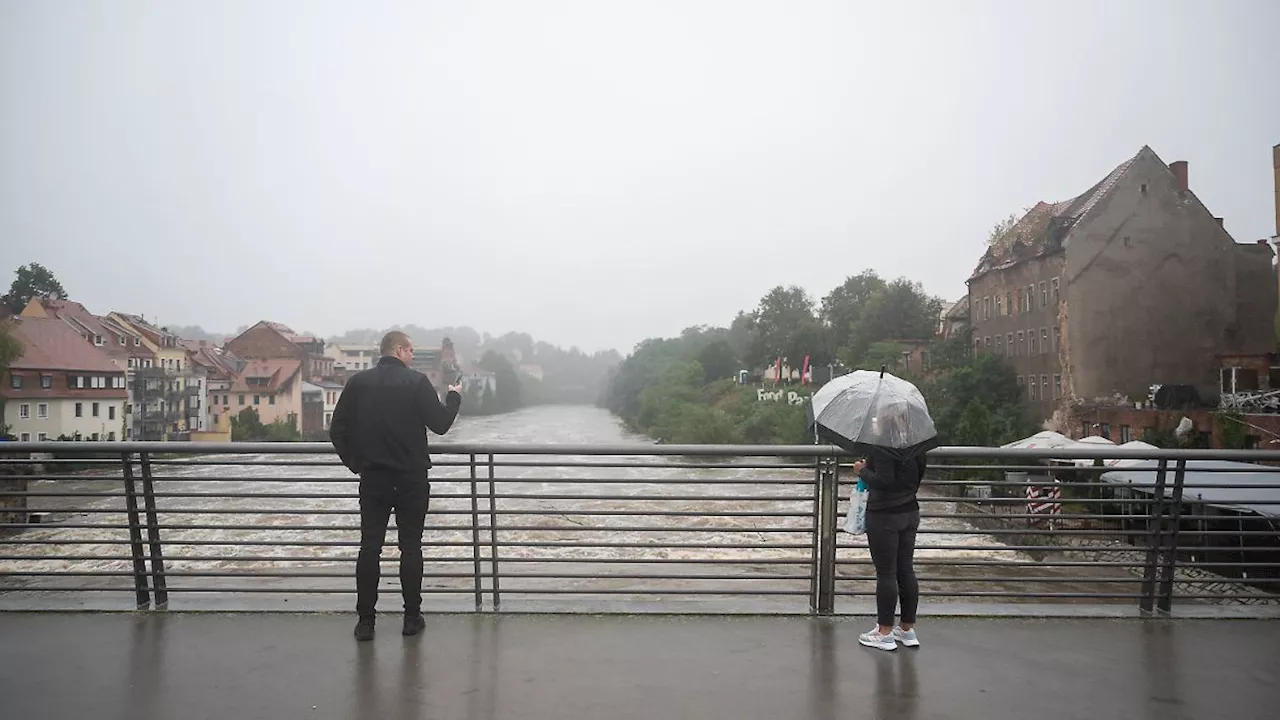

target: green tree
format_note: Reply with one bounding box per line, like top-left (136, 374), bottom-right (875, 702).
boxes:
top-left (696, 338), bottom-right (739, 384)
top-left (819, 272), bottom-right (941, 368)
top-left (922, 353), bottom-right (1033, 447)
top-left (2, 263), bottom-right (67, 315)
top-left (747, 285), bottom-right (828, 369)
top-left (230, 407), bottom-right (266, 441)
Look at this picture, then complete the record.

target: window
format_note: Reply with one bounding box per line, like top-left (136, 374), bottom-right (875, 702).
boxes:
top-left (134, 337), bottom-right (141, 346)
top-left (1016, 375), bottom-right (1025, 389)
top-left (984, 336), bottom-right (992, 351)
top-left (1053, 374), bottom-right (1062, 399)
top-left (1039, 282), bottom-right (1047, 307)
top-left (37, 432), bottom-right (47, 441)
top-left (92, 402), bottom-right (100, 417)
top-left (995, 335), bottom-right (1004, 355)
top-left (974, 339), bottom-right (981, 354)
top-left (269, 395), bottom-right (276, 406)
top-left (94, 334), bottom-right (104, 346)
top-left (1029, 330), bottom-right (1038, 355)
top-left (37, 403), bottom-right (48, 419)
top-left (1017, 331), bottom-right (1025, 356)
top-left (119, 336), bottom-right (126, 345)
top-left (254, 395), bottom-right (261, 405)
top-left (92, 376), bottom-right (105, 389)
top-left (1028, 285), bottom-right (1034, 310)
top-left (1081, 423), bottom-right (1090, 438)
top-left (1120, 425), bottom-right (1132, 443)
top-left (1051, 278), bottom-right (1059, 304)
top-left (1053, 327), bottom-right (1060, 352)
top-left (20, 432), bottom-right (30, 442)
top-left (19, 404), bottom-right (30, 419)
top-left (1040, 328), bottom-right (1049, 354)
top-left (1041, 375), bottom-right (1049, 401)
top-left (40, 375), bottom-right (52, 389)
top-left (108, 432), bottom-right (116, 441)
top-left (238, 395), bottom-right (245, 405)
top-left (983, 296), bottom-right (991, 320)
top-left (1100, 424), bottom-right (1111, 440)
top-left (112, 376), bottom-right (124, 389)
top-left (1029, 379), bottom-right (1037, 401)
top-left (223, 395), bottom-right (229, 406)
top-left (108, 406), bottom-right (116, 420)
top-left (994, 295), bottom-right (1002, 316)
top-left (75, 402), bottom-right (83, 417)
top-left (10, 375), bottom-right (21, 389)
top-left (1004, 292), bottom-right (1012, 315)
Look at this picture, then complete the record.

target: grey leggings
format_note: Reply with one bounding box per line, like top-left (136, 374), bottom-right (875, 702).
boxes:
top-left (865, 509), bottom-right (921, 627)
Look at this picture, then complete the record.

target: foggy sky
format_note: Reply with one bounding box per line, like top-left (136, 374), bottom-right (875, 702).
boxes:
top-left (2, 0), bottom-right (1278, 354)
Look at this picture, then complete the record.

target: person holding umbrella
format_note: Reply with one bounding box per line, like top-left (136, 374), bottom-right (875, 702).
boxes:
top-left (808, 367), bottom-right (938, 651)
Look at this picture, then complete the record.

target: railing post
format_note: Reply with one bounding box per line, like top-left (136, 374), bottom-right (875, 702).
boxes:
top-left (120, 453), bottom-right (150, 610)
top-left (487, 453), bottom-right (501, 610)
top-left (140, 451), bottom-right (168, 608)
top-left (1139, 459), bottom-right (1169, 613)
top-left (468, 453), bottom-right (483, 611)
top-left (1157, 459), bottom-right (1188, 613)
top-left (816, 457), bottom-right (838, 616)
top-left (809, 458), bottom-right (822, 614)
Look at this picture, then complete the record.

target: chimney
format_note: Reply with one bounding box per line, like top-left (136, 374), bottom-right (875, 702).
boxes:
top-left (1273, 143), bottom-right (1279, 238)
top-left (1169, 160), bottom-right (1189, 192)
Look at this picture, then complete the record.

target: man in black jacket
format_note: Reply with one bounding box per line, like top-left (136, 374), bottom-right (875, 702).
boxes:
top-left (330, 330), bottom-right (462, 641)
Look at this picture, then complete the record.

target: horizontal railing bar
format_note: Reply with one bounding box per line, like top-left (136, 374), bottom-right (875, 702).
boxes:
top-left (838, 591), bottom-right (1146, 598)
top-left (0, 539), bottom-right (816, 549)
top-left (1, 571), bottom-right (816, 581)
top-left (8, 440), bottom-right (1280, 461)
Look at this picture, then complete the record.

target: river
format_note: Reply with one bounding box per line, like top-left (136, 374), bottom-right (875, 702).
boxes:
top-left (2, 405), bottom-right (1153, 610)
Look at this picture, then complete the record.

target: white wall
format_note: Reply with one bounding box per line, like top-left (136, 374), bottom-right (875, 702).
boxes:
top-left (5, 398), bottom-right (126, 441)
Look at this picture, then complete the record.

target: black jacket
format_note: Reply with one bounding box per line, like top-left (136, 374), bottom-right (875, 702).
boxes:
top-left (858, 447), bottom-right (926, 513)
top-left (329, 356), bottom-right (462, 477)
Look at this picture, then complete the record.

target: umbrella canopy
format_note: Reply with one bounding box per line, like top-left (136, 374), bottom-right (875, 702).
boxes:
top-left (1001, 431), bottom-right (1074, 450)
top-left (807, 369), bottom-right (938, 460)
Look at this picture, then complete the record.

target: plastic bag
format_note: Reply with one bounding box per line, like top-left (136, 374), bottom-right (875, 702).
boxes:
top-left (842, 479), bottom-right (868, 535)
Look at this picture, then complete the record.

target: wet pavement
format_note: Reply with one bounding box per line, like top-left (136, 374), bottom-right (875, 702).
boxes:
top-left (2, 612), bottom-right (1278, 719)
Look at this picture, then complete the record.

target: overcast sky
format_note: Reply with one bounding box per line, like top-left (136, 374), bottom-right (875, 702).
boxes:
top-left (2, 1), bottom-right (1278, 353)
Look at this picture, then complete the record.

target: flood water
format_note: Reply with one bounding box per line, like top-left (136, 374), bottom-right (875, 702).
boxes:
top-left (0, 405), bottom-right (1162, 609)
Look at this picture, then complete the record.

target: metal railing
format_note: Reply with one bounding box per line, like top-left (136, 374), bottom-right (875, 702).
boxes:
top-left (1, 442), bottom-right (1278, 615)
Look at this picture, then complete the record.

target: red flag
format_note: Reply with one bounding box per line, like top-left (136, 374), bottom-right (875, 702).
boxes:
top-left (775, 356), bottom-right (782, 384)
top-left (801, 354), bottom-right (811, 384)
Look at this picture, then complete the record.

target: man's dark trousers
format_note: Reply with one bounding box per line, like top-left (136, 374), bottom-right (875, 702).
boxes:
top-left (356, 471), bottom-right (430, 617)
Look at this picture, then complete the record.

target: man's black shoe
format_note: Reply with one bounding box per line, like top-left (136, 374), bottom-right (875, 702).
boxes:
top-left (354, 616), bottom-right (375, 642)
top-left (402, 612), bottom-right (426, 636)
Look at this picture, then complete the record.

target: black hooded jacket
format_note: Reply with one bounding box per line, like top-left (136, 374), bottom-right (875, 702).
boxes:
top-left (858, 446), bottom-right (927, 513)
top-left (329, 356), bottom-right (462, 477)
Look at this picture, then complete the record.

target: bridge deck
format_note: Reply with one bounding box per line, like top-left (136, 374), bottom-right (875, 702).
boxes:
top-left (2, 613), bottom-right (1277, 719)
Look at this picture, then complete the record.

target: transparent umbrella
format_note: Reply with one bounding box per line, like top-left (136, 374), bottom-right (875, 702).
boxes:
top-left (806, 368), bottom-right (939, 460)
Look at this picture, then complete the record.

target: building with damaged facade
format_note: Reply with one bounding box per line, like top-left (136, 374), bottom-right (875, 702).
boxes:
top-left (967, 145), bottom-right (1277, 435)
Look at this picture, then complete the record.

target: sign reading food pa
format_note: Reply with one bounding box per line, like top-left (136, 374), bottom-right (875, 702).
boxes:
top-left (757, 388), bottom-right (809, 406)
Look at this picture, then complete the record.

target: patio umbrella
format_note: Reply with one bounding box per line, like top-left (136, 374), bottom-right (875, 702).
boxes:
top-left (806, 368), bottom-right (939, 460)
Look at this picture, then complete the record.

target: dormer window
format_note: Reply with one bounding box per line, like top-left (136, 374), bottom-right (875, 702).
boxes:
top-left (94, 335), bottom-right (104, 346)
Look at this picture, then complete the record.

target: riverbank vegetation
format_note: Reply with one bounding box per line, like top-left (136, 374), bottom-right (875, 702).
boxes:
top-left (601, 270), bottom-right (1037, 446)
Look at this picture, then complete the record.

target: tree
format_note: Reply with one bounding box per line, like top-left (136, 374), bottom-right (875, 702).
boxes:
top-left (3, 263), bottom-right (67, 315)
top-left (477, 350), bottom-right (522, 413)
top-left (921, 353), bottom-right (1034, 447)
top-left (0, 320), bottom-right (22, 373)
top-left (747, 285), bottom-right (828, 369)
top-left (986, 212), bottom-right (1020, 246)
top-left (820, 272), bottom-right (941, 368)
top-left (230, 407), bottom-right (266, 441)
top-left (696, 339), bottom-right (739, 384)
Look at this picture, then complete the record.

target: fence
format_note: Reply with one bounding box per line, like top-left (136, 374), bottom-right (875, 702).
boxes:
top-left (1, 442), bottom-right (1278, 615)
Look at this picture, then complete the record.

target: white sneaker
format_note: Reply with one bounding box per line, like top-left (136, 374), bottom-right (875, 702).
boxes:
top-left (858, 628), bottom-right (896, 651)
top-left (893, 626), bottom-right (920, 647)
